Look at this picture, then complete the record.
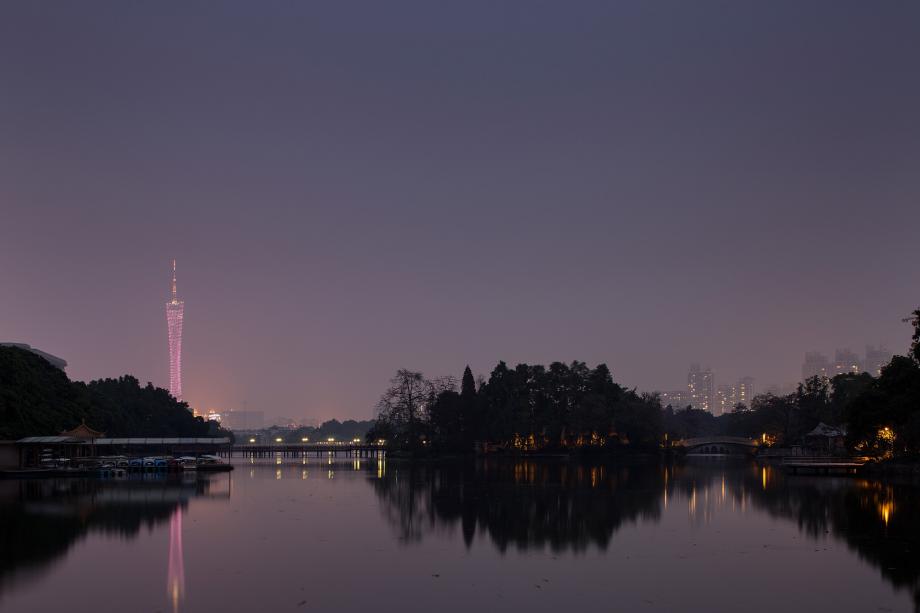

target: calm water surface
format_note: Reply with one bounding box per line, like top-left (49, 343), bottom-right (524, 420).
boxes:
top-left (1, 458), bottom-right (917, 613)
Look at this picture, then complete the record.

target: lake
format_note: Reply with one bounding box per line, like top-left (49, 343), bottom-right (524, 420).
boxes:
top-left (0, 457), bottom-right (917, 613)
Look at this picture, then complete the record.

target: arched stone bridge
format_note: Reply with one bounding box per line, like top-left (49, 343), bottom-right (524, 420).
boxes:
top-left (678, 436), bottom-right (758, 456)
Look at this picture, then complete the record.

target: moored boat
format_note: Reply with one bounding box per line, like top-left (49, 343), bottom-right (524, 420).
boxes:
top-left (196, 454), bottom-right (233, 472)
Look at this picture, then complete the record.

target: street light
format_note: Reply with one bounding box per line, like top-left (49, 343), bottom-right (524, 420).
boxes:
top-left (302, 437), bottom-right (309, 442)
top-left (275, 437), bottom-right (283, 443)
top-left (249, 438), bottom-right (256, 444)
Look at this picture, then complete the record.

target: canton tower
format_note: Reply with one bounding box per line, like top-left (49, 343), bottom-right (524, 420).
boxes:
top-left (165, 260), bottom-right (185, 402)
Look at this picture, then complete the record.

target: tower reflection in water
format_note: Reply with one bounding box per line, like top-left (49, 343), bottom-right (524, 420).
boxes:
top-left (0, 472), bottom-right (232, 612)
top-left (3, 460), bottom-right (917, 611)
top-left (167, 507), bottom-right (185, 613)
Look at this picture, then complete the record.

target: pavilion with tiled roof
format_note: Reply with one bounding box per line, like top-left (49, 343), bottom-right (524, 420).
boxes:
top-left (60, 421), bottom-right (105, 439)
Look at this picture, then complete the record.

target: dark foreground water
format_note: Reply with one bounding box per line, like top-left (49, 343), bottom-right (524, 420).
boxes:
top-left (1, 458), bottom-right (918, 613)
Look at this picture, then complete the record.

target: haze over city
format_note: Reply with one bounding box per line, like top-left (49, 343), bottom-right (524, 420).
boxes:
top-left (6, 4), bottom-right (920, 613)
top-left (2, 1), bottom-right (918, 422)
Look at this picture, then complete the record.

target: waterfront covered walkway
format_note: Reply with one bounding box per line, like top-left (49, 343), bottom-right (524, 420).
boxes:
top-left (13, 437), bottom-right (232, 468)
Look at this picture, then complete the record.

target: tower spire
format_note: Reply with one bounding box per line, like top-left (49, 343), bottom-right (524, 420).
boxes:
top-left (171, 259), bottom-right (178, 302)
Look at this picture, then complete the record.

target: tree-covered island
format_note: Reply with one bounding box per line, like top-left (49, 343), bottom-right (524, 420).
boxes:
top-left (369, 308), bottom-right (920, 459)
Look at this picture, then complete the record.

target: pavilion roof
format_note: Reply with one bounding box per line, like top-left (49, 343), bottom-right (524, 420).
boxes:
top-left (806, 422), bottom-right (846, 438)
top-left (60, 421), bottom-right (105, 439)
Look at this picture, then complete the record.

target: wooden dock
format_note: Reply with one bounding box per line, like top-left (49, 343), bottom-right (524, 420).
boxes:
top-left (0, 468), bottom-right (96, 479)
top-left (782, 457), bottom-right (866, 475)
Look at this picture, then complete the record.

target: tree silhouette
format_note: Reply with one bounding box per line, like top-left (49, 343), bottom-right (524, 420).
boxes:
top-left (0, 346), bottom-right (213, 439)
top-left (461, 366), bottom-right (476, 399)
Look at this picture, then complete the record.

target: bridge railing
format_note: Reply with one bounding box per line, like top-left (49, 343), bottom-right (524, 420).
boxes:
top-left (781, 456), bottom-right (867, 466)
top-left (677, 437), bottom-right (758, 448)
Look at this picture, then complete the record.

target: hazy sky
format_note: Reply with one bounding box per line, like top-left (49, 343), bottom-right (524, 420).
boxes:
top-left (2, 1), bottom-right (918, 421)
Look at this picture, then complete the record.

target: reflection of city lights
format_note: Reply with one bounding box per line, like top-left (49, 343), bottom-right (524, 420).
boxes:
top-left (762, 467), bottom-right (767, 490)
top-left (879, 500), bottom-right (895, 526)
top-left (663, 467), bottom-right (668, 509)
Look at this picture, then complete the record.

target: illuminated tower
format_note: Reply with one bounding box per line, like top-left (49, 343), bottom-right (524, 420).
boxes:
top-left (165, 260), bottom-right (185, 402)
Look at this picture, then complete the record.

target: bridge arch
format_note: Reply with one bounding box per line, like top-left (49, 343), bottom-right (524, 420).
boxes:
top-left (680, 437), bottom-right (757, 457)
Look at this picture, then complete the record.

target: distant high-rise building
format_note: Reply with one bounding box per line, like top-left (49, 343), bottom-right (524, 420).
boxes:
top-left (659, 389), bottom-right (692, 410)
top-left (0, 342), bottom-right (67, 370)
top-left (802, 352), bottom-right (830, 381)
top-left (222, 410), bottom-right (266, 431)
top-left (715, 384), bottom-right (735, 416)
top-left (687, 364), bottom-right (714, 413)
top-left (736, 376), bottom-right (755, 409)
top-left (713, 376), bottom-right (754, 415)
top-left (165, 260), bottom-right (185, 402)
top-left (833, 349), bottom-right (861, 377)
top-left (765, 382), bottom-right (797, 397)
top-left (803, 346), bottom-right (893, 381)
top-left (864, 345), bottom-right (893, 377)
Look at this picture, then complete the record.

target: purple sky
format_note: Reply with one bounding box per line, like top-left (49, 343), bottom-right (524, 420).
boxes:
top-left (2, 1), bottom-right (918, 422)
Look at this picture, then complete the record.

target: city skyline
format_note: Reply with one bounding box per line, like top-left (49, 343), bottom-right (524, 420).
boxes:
top-left (1, 2), bottom-right (918, 421)
top-left (4, 256), bottom-right (914, 421)
top-left (3, 4), bottom-right (920, 613)
top-left (659, 366), bottom-right (754, 416)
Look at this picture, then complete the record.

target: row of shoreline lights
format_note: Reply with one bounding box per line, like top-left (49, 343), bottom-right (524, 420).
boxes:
top-left (246, 436), bottom-right (383, 445)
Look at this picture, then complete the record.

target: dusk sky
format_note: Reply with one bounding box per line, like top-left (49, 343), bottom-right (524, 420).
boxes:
top-left (2, 1), bottom-right (918, 422)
